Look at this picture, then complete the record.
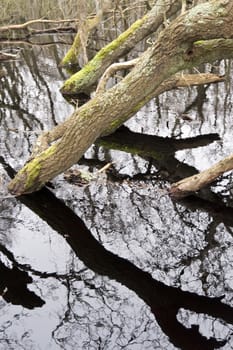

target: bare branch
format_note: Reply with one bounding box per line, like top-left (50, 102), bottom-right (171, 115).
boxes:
top-left (0, 18), bottom-right (78, 32)
top-left (96, 58), bottom-right (139, 94)
top-left (170, 154), bottom-right (233, 198)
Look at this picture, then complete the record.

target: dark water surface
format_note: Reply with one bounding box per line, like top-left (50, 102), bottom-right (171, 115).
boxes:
top-left (1, 39), bottom-right (233, 350)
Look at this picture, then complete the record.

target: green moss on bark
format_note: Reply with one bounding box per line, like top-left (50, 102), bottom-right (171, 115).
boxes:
top-left (61, 34), bottom-right (81, 66)
top-left (61, 17), bottom-right (146, 95)
top-left (8, 144), bottom-right (57, 195)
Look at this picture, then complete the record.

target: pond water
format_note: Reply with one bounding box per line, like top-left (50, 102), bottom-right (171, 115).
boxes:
top-left (1, 36), bottom-right (233, 350)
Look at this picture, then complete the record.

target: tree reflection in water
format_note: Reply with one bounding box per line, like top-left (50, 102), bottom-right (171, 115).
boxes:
top-left (0, 157), bottom-right (232, 349)
top-left (0, 249), bottom-right (45, 309)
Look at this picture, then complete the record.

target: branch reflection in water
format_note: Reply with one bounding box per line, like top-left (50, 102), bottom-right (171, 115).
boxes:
top-left (0, 252), bottom-right (45, 309)
top-left (1, 157), bottom-right (233, 350)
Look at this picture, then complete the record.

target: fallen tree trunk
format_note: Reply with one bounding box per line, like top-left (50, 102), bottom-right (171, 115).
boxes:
top-left (60, 16), bottom-right (99, 67)
top-left (0, 19), bottom-right (77, 40)
top-left (8, 0), bottom-right (233, 196)
top-left (29, 71), bottom-right (224, 160)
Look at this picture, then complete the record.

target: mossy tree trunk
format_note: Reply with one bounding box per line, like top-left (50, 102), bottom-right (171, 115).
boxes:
top-left (8, 0), bottom-right (233, 195)
top-left (60, 0), bottom-right (182, 96)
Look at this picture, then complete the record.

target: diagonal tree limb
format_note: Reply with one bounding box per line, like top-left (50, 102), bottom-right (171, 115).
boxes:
top-left (8, 0), bottom-right (233, 195)
top-left (30, 71), bottom-right (224, 160)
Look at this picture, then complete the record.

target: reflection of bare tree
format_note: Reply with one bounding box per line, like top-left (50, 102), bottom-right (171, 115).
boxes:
top-left (22, 49), bottom-right (57, 124)
top-left (99, 125), bottom-right (219, 161)
top-left (176, 62), bottom-right (221, 126)
top-left (0, 61), bottom-right (44, 159)
top-left (96, 127), bottom-right (233, 292)
top-left (61, 126), bottom-right (233, 305)
top-left (1, 63), bottom-right (43, 126)
top-left (0, 42), bottom-right (73, 163)
top-left (2, 157), bottom-right (233, 349)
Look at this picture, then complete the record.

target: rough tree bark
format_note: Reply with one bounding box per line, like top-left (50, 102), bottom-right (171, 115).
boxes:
top-left (7, 0), bottom-right (233, 196)
top-left (28, 71), bottom-right (224, 160)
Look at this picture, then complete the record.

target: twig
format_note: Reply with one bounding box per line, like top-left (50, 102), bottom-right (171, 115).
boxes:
top-left (97, 162), bottom-right (114, 173)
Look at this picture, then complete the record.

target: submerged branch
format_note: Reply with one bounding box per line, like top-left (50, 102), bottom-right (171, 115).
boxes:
top-left (0, 51), bottom-right (19, 61)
